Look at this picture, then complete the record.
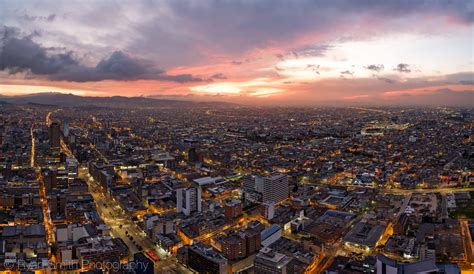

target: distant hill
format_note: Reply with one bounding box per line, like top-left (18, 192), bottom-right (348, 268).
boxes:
top-left (0, 92), bottom-right (237, 108)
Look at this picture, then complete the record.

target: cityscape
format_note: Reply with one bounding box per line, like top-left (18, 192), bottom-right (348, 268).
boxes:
top-left (1, 1), bottom-right (473, 274)
top-left (0, 99), bottom-right (472, 273)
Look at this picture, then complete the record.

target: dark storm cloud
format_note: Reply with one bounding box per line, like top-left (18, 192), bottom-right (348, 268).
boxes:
top-left (394, 63), bottom-right (411, 73)
top-left (0, 28), bottom-right (203, 83)
top-left (49, 51), bottom-right (164, 82)
top-left (2, 0), bottom-right (473, 68)
top-left (155, 0), bottom-right (473, 57)
top-left (53, 50), bottom-right (204, 82)
top-left (0, 27), bottom-right (79, 75)
top-left (365, 64), bottom-right (384, 72)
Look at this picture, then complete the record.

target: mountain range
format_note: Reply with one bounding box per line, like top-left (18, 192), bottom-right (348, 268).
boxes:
top-left (0, 93), bottom-right (236, 108)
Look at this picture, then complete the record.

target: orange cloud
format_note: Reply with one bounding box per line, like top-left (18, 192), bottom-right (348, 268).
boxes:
top-left (343, 94), bottom-right (369, 100)
top-left (0, 84), bottom-right (105, 96)
top-left (249, 88), bottom-right (285, 97)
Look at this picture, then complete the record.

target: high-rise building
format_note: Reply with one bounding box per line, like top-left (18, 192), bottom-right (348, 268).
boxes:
top-left (394, 213), bottom-right (409, 235)
top-left (186, 243), bottom-right (228, 274)
top-left (49, 122), bottom-right (61, 148)
top-left (48, 191), bottom-right (66, 216)
top-left (188, 147), bottom-right (204, 163)
top-left (243, 228), bottom-right (261, 255)
top-left (63, 121), bottom-right (70, 138)
top-left (255, 173), bottom-right (289, 204)
top-left (224, 199), bottom-right (242, 222)
top-left (176, 187), bottom-right (202, 216)
top-left (254, 247), bottom-right (294, 274)
top-left (221, 233), bottom-right (246, 261)
top-left (43, 169), bottom-right (57, 194)
top-left (132, 178), bottom-right (144, 200)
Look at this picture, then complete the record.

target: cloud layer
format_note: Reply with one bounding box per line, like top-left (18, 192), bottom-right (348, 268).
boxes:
top-left (0, 0), bottom-right (473, 105)
top-left (0, 27), bottom-right (203, 82)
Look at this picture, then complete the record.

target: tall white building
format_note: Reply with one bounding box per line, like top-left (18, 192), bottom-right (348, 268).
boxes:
top-left (63, 121), bottom-right (70, 137)
top-left (176, 187), bottom-right (202, 216)
top-left (262, 202), bottom-right (275, 220)
top-left (255, 173), bottom-right (289, 204)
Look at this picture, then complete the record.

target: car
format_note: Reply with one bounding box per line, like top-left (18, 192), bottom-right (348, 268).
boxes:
top-left (145, 249), bottom-right (161, 262)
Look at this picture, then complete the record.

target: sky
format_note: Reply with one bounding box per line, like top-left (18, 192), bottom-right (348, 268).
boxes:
top-left (0, 0), bottom-right (473, 106)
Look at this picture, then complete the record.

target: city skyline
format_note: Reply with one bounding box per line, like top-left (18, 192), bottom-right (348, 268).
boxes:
top-left (1, 0), bottom-right (473, 106)
top-left (0, 2), bottom-right (473, 272)
top-left (1, 103), bottom-right (472, 273)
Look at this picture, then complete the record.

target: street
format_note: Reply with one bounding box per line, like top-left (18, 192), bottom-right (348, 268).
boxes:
top-left (79, 166), bottom-right (189, 273)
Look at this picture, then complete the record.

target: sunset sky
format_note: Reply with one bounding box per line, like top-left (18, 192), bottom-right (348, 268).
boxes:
top-left (1, 0), bottom-right (473, 105)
